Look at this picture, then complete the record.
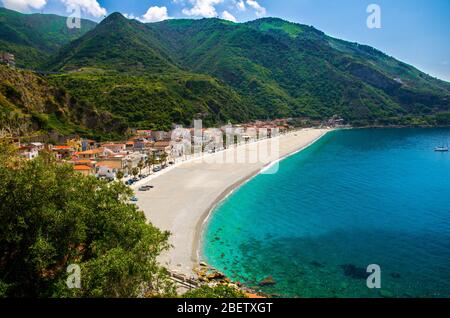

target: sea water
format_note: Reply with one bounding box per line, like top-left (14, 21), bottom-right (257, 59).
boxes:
top-left (203, 128), bottom-right (450, 298)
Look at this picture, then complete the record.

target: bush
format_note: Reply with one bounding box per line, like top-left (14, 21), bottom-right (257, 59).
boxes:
top-left (0, 144), bottom-right (175, 297)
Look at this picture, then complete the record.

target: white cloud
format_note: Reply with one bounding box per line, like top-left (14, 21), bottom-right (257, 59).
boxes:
top-left (61, 0), bottom-right (107, 18)
top-left (182, 0), bottom-right (223, 18)
top-left (140, 6), bottom-right (171, 23)
top-left (2, 0), bottom-right (47, 12)
top-left (235, 0), bottom-right (245, 11)
top-left (221, 10), bottom-right (236, 22)
top-left (246, 0), bottom-right (266, 16)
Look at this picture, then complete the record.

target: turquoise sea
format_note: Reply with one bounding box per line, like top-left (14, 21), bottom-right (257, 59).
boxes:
top-left (203, 128), bottom-right (450, 298)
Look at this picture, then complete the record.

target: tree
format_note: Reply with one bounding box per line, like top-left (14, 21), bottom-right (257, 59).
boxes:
top-left (131, 167), bottom-right (139, 178)
top-left (116, 170), bottom-right (124, 181)
top-left (137, 159), bottom-right (144, 175)
top-left (0, 144), bottom-right (175, 297)
top-left (160, 152), bottom-right (168, 166)
top-left (183, 285), bottom-right (247, 298)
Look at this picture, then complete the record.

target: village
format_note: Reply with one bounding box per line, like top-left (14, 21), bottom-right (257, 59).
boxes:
top-left (14, 119), bottom-right (318, 184)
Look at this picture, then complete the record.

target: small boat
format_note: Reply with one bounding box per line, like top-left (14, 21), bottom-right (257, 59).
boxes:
top-left (434, 146), bottom-right (449, 152)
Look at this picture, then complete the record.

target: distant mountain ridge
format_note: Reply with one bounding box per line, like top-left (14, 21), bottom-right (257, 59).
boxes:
top-left (1, 10), bottom-right (449, 135)
top-left (0, 7), bottom-right (96, 69)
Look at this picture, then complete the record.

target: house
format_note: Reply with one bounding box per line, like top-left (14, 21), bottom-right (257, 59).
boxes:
top-left (18, 145), bottom-right (39, 160)
top-left (136, 130), bottom-right (152, 138)
top-left (81, 139), bottom-right (96, 151)
top-left (30, 142), bottom-right (44, 151)
top-left (126, 141), bottom-right (135, 151)
top-left (0, 52), bottom-right (15, 68)
top-left (76, 147), bottom-right (108, 160)
top-left (102, 143), bottom-right (126, 153)
top-left (52, 145), bottom-right (75, 160)
top-left (126, 153), bottom-right (146, 171)
top-left (151, 131), bottom-right (170, 141)
top-left (96, 163), bottom-right (118, 180)
top-left (73, 165), bottom-right (94, 177)
top-left (152, 141), bottom-right (172, 158)
top-left (97, 155), bottom-right (128, 172)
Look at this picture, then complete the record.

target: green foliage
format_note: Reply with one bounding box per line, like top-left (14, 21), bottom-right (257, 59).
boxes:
top-left (0, 147), bottom-right (175, 297)
top-left (183, 285), bottom-right (247, 298)
top-left (46, 13), bottom-right (448, 127)
top-left (0, 65), bottom-right (126, 139)
top-left (1, 10), bottom-right (450, 134)
top-left (0, 7), bottom-right (96, 69)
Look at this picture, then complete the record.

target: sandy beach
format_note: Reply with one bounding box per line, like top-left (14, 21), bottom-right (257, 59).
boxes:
top-left (135, 128), bottom-right (331, 277)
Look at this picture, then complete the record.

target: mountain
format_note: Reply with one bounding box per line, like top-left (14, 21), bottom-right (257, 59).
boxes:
top-left (0, 65), bottom-right (125, 138)
top-left (46, 13), bottom-right (450, 128)
top-left (1, 10), bottom-right (449, 135)
top-left (0, 7), bottom-right (96, 69)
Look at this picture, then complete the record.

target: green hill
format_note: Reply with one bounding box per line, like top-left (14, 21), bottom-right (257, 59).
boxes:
top-left (1, 10), bottom-right (449, 135)
top-left (0, 7), bottom-right (96, 69)
top-left (0, 65), bottom-right (125, 139)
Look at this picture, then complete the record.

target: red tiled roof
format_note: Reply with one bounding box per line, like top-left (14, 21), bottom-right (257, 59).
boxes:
top-left (74, 165), bottom-right (91, 171)
top-left (53, 146), bottom-right (72, 150)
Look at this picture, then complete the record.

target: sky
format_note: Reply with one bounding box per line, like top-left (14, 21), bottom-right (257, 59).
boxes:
top-left (1, 0), bottom-right (449, 82)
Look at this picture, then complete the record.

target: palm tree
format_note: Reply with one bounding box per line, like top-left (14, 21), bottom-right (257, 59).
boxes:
top-left (160, 152), bottom-right (168, 166)
top-left (137, 159), bottom-right (144, 175)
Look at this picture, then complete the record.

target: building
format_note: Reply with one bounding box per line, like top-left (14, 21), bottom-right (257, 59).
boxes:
top-left (76, 148), bottom-right (109, 160)
top-left (97, 155), bottom-right (128, 172)
top-left (152, 131), bottom-right (170, 141)
top-left (136, 130), bottom-right (152, 138)
top-left (81, 139), bottom-right (97, 151)
top-left (18, 145), bottom-right (39, 160)
top-left (96, 163), bottom-right (119, 180)
top-left (101, 143), bottom-right (126, 153)
top-left (73, 165), bottom-right (94, 177)
top-left (52, 145), bottom-right (75, 160)
top-left (0, 52), bottom-right (15, 68)
top-left (152, 141), bottom-right (172, 158)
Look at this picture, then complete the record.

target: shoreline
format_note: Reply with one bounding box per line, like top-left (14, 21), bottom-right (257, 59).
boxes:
top-left (135, 128), bottom-right (332, 277)
top-left (195, 130), bottom-right (332, 268)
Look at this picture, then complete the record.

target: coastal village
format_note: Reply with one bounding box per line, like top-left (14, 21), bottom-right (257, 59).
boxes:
top-left (13, 118), bottom-right (324, 181)
top-left (13, 117), bottom-right (347, 184)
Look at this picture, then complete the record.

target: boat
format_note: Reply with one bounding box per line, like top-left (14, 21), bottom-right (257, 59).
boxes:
top-left (434, 146), bottom-right (449, 152)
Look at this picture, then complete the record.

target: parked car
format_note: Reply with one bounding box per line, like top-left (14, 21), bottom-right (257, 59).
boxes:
top-left (130, 196), bottom-right (138, 202)
top-left (139, 185), bottom-right (154, 192)
top-left (153, 166), bottom-right (161, 173)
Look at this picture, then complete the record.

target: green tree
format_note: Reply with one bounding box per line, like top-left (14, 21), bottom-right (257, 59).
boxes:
top-left (131, 167), bottom-right (140, 178)
top-left (183, 285), bottom-right (247, 298)
top-left (137, 159), bottom-right (144, 175)
top-left (0, 143), bottom-right (175, 297)
top-left (116, 170), bottom-right (124, 181)
top-left (159, 153), bottom-right (168, 166)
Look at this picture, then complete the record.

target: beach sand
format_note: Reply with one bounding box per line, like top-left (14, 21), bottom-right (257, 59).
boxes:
top-left (135, 128), bottom-right (331, 277)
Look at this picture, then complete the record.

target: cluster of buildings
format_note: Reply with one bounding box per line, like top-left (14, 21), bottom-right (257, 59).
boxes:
top-left (0, 52), bottom-right (15, 68)
top-left (16, 130), bottom-right (175, 180)
top-left (14, 119), bottom-right (313, 180)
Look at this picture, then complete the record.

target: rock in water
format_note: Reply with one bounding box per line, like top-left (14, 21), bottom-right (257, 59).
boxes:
top-left (259, 276), bottom-right (277, 287)
top-left (340, 264), bottom-right (368, 279)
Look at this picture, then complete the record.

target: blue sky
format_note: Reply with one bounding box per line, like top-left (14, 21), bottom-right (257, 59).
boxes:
top-left (1, 0), bottom-right (449, 81)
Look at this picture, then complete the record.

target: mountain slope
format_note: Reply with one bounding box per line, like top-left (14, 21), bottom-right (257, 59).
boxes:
top-left (0, 65), bottom-right (125, 138)
top-left (147, 17), bottom-right (449, 122)
top-left (46, 13), bottom-right (177, 73)
top-left (2, 10), bottom-right (449, 130)
top-left (0, 7), bottom-right (96, 69)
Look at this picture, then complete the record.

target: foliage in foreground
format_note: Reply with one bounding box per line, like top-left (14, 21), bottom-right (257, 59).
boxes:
top-left (0, 142), bottom-right (174, 297)
top-left (183, 285), bottom-right (247, 299)
top-left (0, 143), bottom-right (247, 298)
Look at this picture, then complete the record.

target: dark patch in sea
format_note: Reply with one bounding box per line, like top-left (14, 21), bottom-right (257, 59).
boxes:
top-left (340, 264), bottom-right (368, 280)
